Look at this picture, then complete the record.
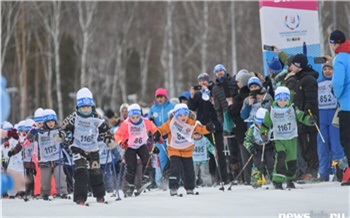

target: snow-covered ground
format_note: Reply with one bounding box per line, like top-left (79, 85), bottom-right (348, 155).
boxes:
top-left (1, 182), bottom-right (349, 218)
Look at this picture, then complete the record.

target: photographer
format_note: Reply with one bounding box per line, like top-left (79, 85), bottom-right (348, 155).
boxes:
top-left (241, 77), bottom-right (273, 128)
top-left (188, 73), bottom-right (228, 184)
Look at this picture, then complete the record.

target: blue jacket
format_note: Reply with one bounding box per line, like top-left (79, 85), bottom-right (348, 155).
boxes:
top-left (148, 101), bottom-right (175, 127)
top-left (332, 40), bottom-right (350, 111)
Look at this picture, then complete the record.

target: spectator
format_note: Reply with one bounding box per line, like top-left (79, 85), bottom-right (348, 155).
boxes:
top-left (290, 53), bottom-right (319, 179)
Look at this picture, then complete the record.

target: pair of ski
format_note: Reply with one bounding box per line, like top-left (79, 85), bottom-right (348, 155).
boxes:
top-left (171, 191), bottom-right (199, 197)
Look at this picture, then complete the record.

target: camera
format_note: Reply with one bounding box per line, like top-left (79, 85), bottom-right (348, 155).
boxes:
top-left (313, 57), bottom-right (327, 64)
top-left (250, 89), bottom-right (261, 98)
top-left (263, 45), bottom-right (274, 51)
top-left (193, 85), bottom-right (202, 91)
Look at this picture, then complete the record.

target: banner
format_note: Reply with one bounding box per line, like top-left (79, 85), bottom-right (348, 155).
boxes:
top-left (259, 0), bottom-right (321, 77)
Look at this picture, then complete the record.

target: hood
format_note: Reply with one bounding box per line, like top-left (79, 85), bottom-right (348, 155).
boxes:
top-left (335, 40), bottom-right (350, 54)
top-left (178, 91), bottom-right (190, 101)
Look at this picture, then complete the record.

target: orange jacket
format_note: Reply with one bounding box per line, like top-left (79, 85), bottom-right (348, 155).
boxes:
top-left (114, 118), bottom-right (157, 146)
top-left (157, 117), bottom-right (209, 158)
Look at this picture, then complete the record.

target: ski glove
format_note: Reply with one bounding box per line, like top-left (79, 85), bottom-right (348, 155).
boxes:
top-left (54, 131), bottom-right (66, 143)
top-left (261, 134), bottom-right (268, 144)
top-left (8, 149), bottom-right (15, 158)
top-left (7, 129), bottom-right (19, 140)
top-left (250, 146), bottom-right (258, 156)
top-left (104, 136), bottom-right (117, 149)
top-left (27, 128), bottom-right (38, 142)
top-left (153, 131), bottom-right (161, 143)
top-left (4, 141), bottom-right (9, 148)
top-left (308, 116), bottom-right (316, 126)
top-left (119, 139), bottom-right (129, 149)
top-left (205, 121), bottom-right (215, 133)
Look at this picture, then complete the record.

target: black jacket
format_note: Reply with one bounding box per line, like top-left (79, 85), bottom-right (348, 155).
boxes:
top-left (211, 74), bottom-right (239, 123)
top-left (228, 86), bottom-right (250, 144)
top-left (293, 65), bottom-right (319, 133)
top-left (188, 85), bottom-right (223, 132)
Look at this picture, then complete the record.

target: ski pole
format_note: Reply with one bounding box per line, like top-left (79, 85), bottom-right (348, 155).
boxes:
top-left (111, 150), bottom-right (121, 201)
top-left (212, 133), bottom-right (224, 191)
top-left (308, 109), bottom-right (325, 144)
top-left (228, 154), bottom-right (254, 190)
top-left (58, 143), bottom-right (62, 197)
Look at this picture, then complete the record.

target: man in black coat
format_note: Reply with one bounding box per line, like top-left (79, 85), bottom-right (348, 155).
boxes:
top-left (188, 73), bottom-right (228, 184)
top-left (290, 54), bottom-right (319, 178)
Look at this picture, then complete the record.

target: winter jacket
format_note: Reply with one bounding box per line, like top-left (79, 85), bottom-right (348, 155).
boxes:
top-left (188, 85), bottom-right (222, 132)
top-left (114, 118), bottom-right (157, 146)
top-left (228, 86), bottom-right (250, 144)
top-left (156, 111), bottom-right (210, 158)
top-left (148, 101), bottom-right (175, 127)
top-left (293, 66), bottom-right (319, 134)
top-left (333, 40), bottom-right (350, 111)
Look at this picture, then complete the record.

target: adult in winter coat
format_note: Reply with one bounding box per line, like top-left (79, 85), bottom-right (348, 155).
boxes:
top-left (326, 30), bottom-right (350, 185)
top-left (290, 53), bottom-right (319, 178)
top-left (188, 73), bottom-right (227, 183)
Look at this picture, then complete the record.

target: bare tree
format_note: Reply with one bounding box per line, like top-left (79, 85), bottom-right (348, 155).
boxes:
top-left (166, 0), bottom-right (174, 98)
top-left (77, 1), bottom-right (98, 87)
top-left (1, 2), bottom-right (20, 70)
top-left (34, 2), bottom-right (64, 121)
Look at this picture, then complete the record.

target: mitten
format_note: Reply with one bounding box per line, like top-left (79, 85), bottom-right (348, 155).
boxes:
top-left (54, 131), bottom-right (65, 143)
top-left (249, 146), bottom-right (258, 156)
top-left (308, 116), bottom-right (316, 126)
top-left (4, 141), bottom-right (10, 148)
top-left (261, 135), bottom-right (268, 144)
top-left (153, 131), bottom-right (161, 143)
top-left (119, 139), bottom-right (129, 149)
top-left (8, 149), bottom-right (15, 157)
top-left (7, 129), bottom-right (19, 140)
top-left (104, 136), bottom-right (117, 149)
top-left (205, 121), bottom-right (215, 133)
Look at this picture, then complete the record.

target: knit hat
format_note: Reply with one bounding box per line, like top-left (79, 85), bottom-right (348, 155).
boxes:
top-left (17, 120), bottom-right (25, 132)
top-left (247, 77), bottom-right (263, 88)
top-left (34, 107), bottom-right (45, 123)
top-left (174, 103), bottom-right (190, 118)
top-left (43, 109), bottom-right (57, 122)
top-left (119, 103), bottom-right (129, 114)
top-left (197, 73), bottom-right (210, 82)
top-left (291, 54), bottom-right (308, 69)
top-left (128, 103), bottom-right (142, 117)
top-left (105, 109), bottom-right (115, 119)
top-left (330, 30), bottom-right (346, 44)
top-left (76, 87), bottom-right (94, 107)
top-left (2, 121), bottom-right (13, 130)
top-left (155, 88), bottom-right (168, 98)
top-left (274, 86), bottom-right (290, 101)
top-left (213, 64), bottom-right (226, 74)
top-left (268, 57), bottom-right (283, 74)
top-left (255, 108), bottom-right (268, 125)
top-left (235, 69), bottom-right (252, 87)
top-left (24, 119), bottom-right (35, 132)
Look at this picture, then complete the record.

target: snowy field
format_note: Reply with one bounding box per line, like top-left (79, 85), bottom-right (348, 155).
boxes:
top-left (1, 182), bottom-right (349, 218)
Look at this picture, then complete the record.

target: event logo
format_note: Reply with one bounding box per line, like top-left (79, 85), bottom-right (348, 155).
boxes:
top-left (284, 15), bottom-right (300, 30)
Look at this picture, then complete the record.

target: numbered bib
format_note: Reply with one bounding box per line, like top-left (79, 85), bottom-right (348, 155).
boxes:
top-left (38, 130), bottom-right (61, 162)
top-left (169, 118), bottom-right (196, 149)
top-left (99, 140), bottom-right (111, 164)
top-left (127, 118), bottom-right (148, 149)
top-left (244, 102), bottom-right (261, 123)
top-left (271, 105), bottom-right (298, 140)
top-left (74, 116), bottom-right (102, 152)
top-left (318, 80), bottom-right (337, 109)
top-left (23, 142), bottom-right (34, 162)
top-left (253, 125), bottom-right (272, 146)
top-left (192, 137), bottom-right (208, 162)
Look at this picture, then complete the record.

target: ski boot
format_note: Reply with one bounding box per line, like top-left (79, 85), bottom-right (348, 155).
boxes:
top-left (273, 182), bottom-right (283, 190)
top-left (341, 168), bottom-right (350, 186)
top-left (186, 189), bottom-right (194, 195)
top-left (96, 197), bottom-right (105, 203)
top-left (125, 184), bottom-right (135, 197)
top-left (170, 189), bottom-right (178, 196)
top-left (42, 195), bottom-right (50, 201)
top-left (60, 194), bottom-right (69, 199)
top-left (286, 180), bottom-right (296, 189)
top-left (76, 199), bottom-right (85, 206)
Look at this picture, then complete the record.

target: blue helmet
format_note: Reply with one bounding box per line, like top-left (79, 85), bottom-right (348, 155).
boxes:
top-left (213, 64), bottom-right (226, 74)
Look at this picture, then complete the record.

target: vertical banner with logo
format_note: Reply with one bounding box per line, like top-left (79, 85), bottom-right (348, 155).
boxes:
top-left (259, 0), bottom-right (321, 77)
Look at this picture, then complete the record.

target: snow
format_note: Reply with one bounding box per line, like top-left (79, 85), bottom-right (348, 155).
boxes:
top-left (1, 182), bottom-right (349, 218)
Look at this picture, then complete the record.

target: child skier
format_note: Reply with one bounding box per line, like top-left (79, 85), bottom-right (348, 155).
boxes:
top-left (114, 103), bottom-right (158, 196)
top-left (193, 132), bottom-right (216, 187)
top-left (153, 103), bottom-right (215, 196)
top-left (260, 87), bottom-right (316, 189)
top-left (27, 109), bottom-right (68, 200)
top-left (60, 87), bottom-right (116, 205)
top-left (244, 108), bottom-right (274, 188)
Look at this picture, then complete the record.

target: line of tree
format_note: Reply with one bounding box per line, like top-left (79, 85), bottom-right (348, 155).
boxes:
top-left (1, 1), bottom-right (349, 123)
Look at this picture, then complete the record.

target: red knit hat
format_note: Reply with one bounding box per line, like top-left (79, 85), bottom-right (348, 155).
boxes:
top-left (155, 88), bottom-right (167, 98)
